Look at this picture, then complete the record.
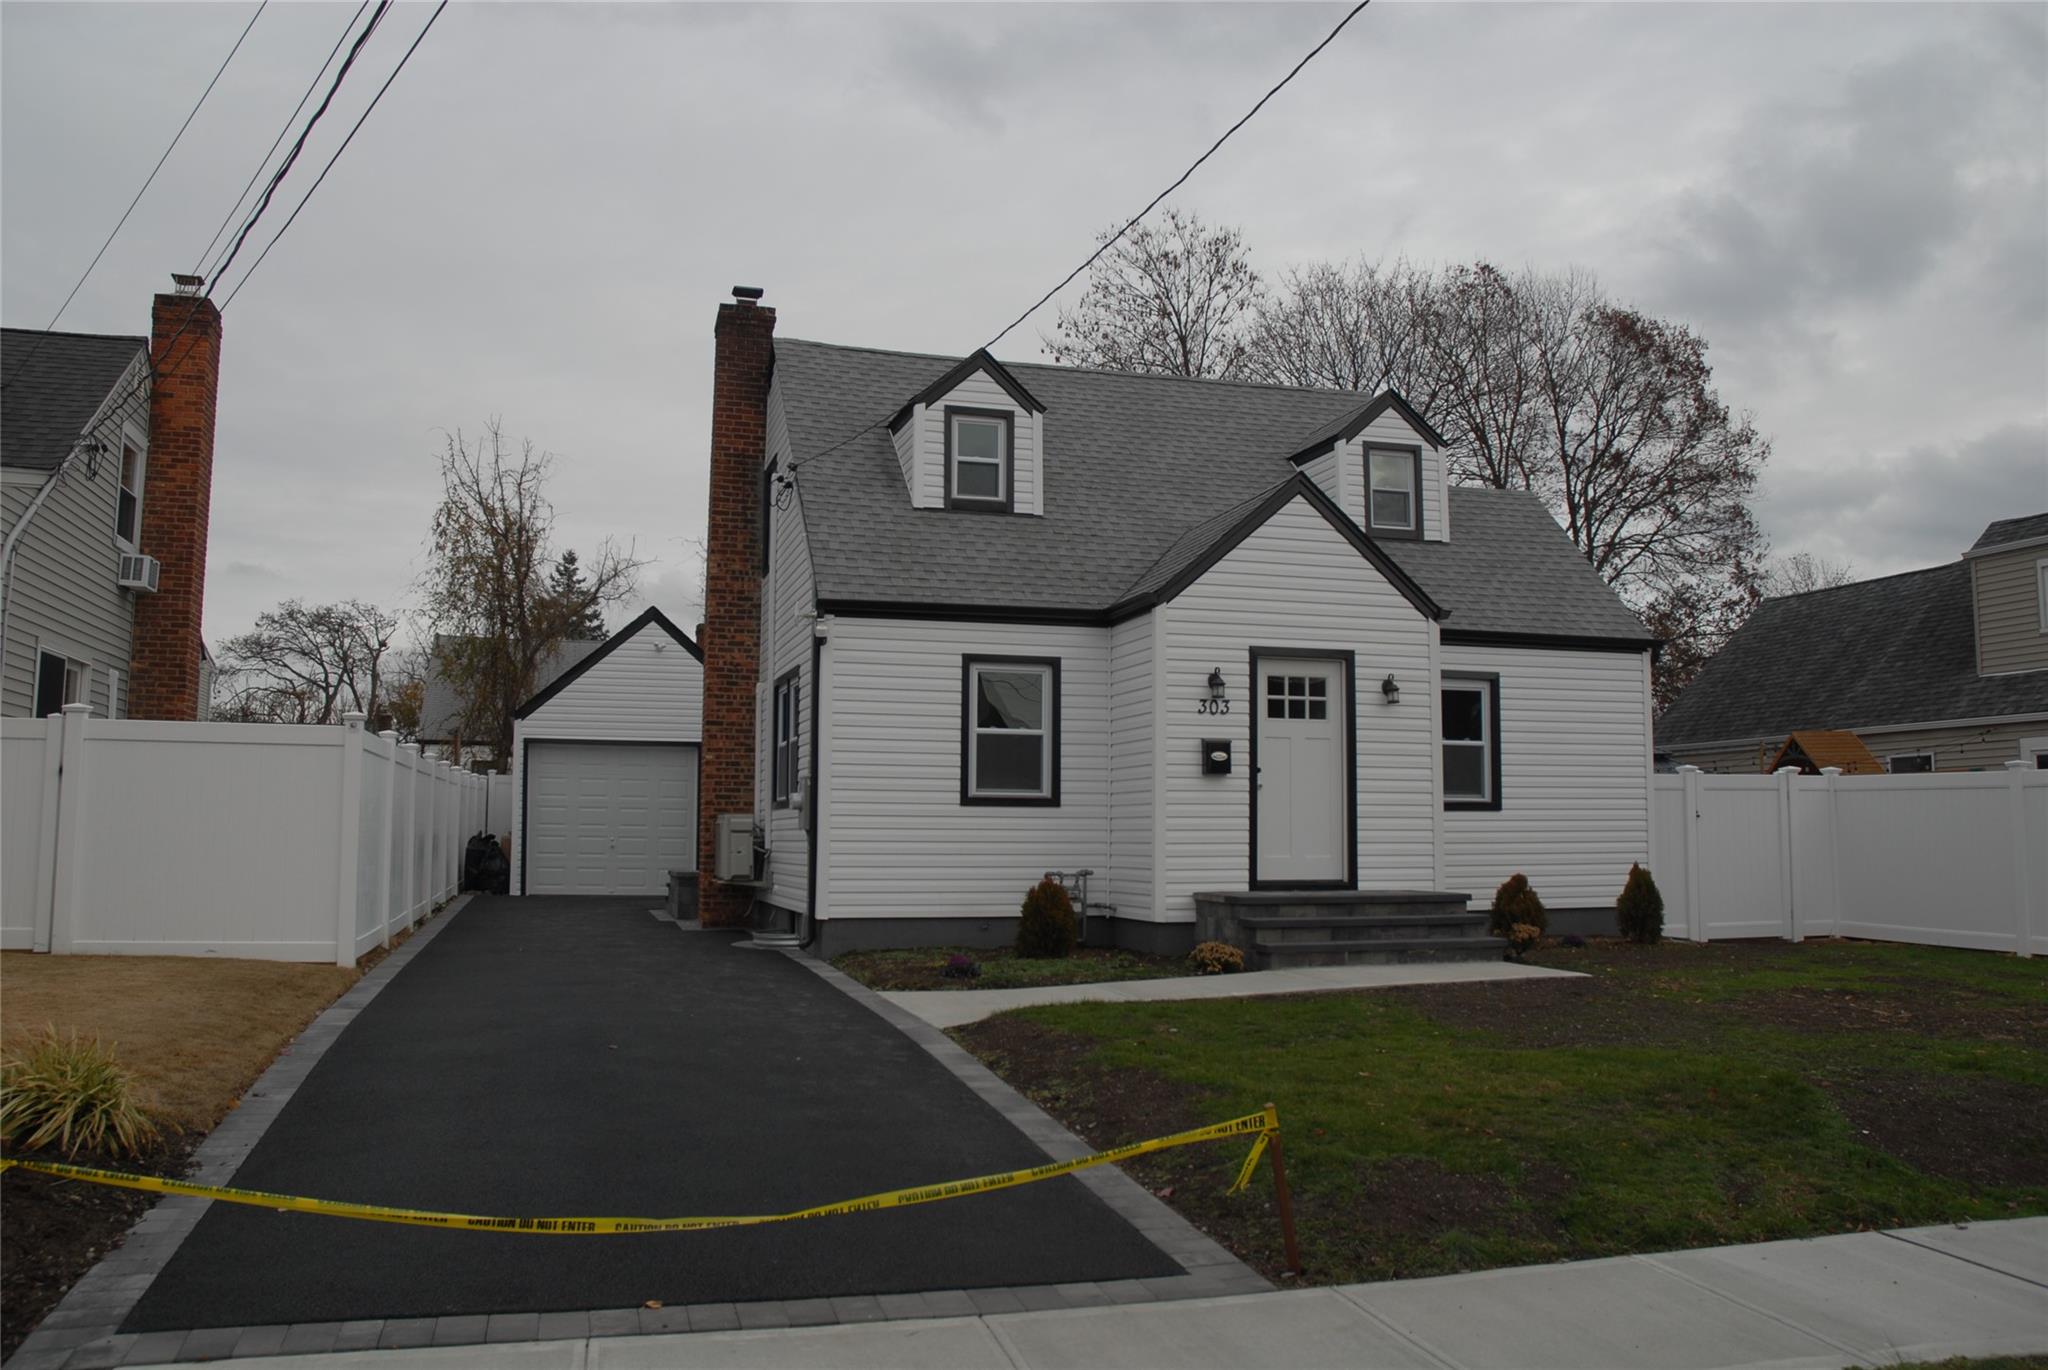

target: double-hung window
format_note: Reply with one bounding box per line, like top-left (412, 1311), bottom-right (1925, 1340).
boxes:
top-left (1441, 675), bottom-right (1499, 809)
top-left (1367, 446), bottom-right (1420, 536)
top-left (963, 656), bottom-right (1058, 803)
top-left (947, 410), bottom-right (1011, 509)
top-left (116, 444), bottom-right (144, 546)
top-left (772, 670), bottom-right (800, 807)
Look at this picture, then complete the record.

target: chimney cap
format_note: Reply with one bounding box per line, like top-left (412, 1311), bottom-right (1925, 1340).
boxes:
top-left (731, 286), bottom-right (765, 303)
top-left (171, 273), bottom-right (204, 296)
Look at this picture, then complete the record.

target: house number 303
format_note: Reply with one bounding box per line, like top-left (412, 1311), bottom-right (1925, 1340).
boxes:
top-left (1195, 698), bottom-right (1231, 715)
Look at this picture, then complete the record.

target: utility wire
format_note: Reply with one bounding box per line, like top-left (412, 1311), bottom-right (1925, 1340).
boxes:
top-left (208, 0), bottom-right (392, 295)
top-left (785, 0), bottom-right (1370, 478)
top-left (2, 2), bottom-right (266, 393)
top-left (194, 0), bottom-right (373, 281)
top-left (222, 0), bottom-right (448, 309)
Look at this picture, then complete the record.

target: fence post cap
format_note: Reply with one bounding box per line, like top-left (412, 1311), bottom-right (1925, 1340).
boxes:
top-left (1676, 764), bottom-right (1702, 773)
top-left (1774, 766), bottom-right (1802, 776)
top-left (2004, 759), bottom-right (2030, 771)
top-left (378, 729), bottom-right (398, 741)
top-left (1819, 766), bottom-right (1843, 777)
top-left (59, 702), bottom-right (91, 715)
top-left (342, 711), bottom-right (366, 730)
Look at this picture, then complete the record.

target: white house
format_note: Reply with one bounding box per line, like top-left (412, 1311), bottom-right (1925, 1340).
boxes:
top-left (694, 291), bottom-right (1657, 962)
top-left (509, 607), bottom-right (703, 898)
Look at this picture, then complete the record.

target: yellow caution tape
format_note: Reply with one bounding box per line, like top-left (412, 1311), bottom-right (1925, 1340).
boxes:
top-left (0, 1109), bottom-right (1279, 1235)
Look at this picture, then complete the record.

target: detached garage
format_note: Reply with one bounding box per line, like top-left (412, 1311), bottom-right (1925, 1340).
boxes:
top-left (510, 608), bottom-right (703, 897)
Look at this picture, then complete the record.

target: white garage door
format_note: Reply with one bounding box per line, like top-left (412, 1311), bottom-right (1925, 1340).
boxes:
top-left (525, 742), bottom-right (698, 896)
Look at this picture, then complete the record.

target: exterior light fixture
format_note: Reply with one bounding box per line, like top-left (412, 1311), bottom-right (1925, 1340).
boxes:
top-left (1208, 667), bottom-right (1227, 702)
top-left (1381, 673), bottom-right (1400, 704)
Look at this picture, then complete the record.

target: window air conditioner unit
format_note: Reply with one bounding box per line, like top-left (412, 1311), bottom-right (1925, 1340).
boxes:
top-left (117, 553), bottom-right (161, 593)
top-left (714, 813), bottom-right (761, 883)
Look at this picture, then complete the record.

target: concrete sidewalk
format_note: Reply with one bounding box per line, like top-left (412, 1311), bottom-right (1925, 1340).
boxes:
top-left (885, 959), bottom-right (1582, 1029)
top-left (201, 1218), bottom-right (2046, 1370)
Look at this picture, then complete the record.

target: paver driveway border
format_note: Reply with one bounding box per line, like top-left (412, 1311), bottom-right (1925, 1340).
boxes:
top-left (10, 914), bottom-right (1268, 1370)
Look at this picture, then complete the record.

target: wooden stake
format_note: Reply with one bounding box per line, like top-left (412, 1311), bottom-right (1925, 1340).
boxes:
top-left (1264, 1101), bottom-right (1302, 1276)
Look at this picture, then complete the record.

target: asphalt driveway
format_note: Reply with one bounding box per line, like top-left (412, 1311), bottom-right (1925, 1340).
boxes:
top-left (123, 897), bottom-right (1178, 1331)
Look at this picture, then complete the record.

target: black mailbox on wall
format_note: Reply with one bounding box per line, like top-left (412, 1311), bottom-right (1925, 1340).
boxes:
top-left (1201, 739), bottom-right (1232, 776)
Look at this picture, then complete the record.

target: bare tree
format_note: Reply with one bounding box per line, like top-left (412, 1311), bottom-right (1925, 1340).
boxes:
top-left (419, 421), bottom-right (642, 764)
top-left (215, 600), bottom-right (400, 726)
top-left (1043, 208), bottom-right (1264, 378)
top-left (1761, 551), bottom-right (1856, 597)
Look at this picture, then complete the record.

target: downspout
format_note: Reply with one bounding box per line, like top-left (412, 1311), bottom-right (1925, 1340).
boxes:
top-left (799, 623), bottom-right (825, 949)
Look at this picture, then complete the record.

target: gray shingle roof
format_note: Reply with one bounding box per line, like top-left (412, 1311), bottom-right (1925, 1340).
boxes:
top-left (1969, 512), bottom-right (2048, 553)
top-left (0, 328), bottom-right (147, 471)
top-left (1655, 562), bottom-right (2048, 747)
top-left (775, 338), bottom-right (1645, 642)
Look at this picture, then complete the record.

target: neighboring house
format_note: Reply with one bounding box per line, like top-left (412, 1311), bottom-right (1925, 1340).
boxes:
top-left (1657, 513), bottom-right (2048, 774)
top-left (0, 283), bottom-right (222, 722)
top-left (417, 633), bottom-right (606, 764)
top-left (691, 291), bottom-right (1658, 955)
top-left (507, 607), bottom-right (702, 897)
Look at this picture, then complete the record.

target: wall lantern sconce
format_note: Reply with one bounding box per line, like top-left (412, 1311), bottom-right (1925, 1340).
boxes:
top-left (1381, 673), bottom-right (1401, 705)
top-left (1207, 668), bottom-right (1227, 702)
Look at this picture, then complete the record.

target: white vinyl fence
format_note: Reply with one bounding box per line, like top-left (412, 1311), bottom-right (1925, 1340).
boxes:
top-left (1, 706), bottom-right (488, 965)
top-left (1651, 763), bottom-right (2048, 956)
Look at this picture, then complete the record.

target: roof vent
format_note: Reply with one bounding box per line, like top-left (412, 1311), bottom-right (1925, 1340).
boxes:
top-left (731, 286), bottom-right (764, 303)
top-left (171, 273), bottom-right (204, 297)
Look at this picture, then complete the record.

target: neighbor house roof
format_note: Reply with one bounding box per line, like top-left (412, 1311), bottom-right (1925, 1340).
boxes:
top-left (773, 338), bottom-right (1647, 644)
top-left (419, 635), bottom-right (605, 744)
top-left (1655, 559), bottom-right (2048, 748)
top-left (0, 328), bottom-right (148, 471)
top-left (1967, 512), bottom-right (2048, 555)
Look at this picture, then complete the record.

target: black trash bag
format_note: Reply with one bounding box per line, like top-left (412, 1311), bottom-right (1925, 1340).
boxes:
top-left (464, 832), bottom-right (509, 894)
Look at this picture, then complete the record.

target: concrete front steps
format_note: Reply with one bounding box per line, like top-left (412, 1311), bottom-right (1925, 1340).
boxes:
top-left (1194, 889), bottom-right (1505, 969)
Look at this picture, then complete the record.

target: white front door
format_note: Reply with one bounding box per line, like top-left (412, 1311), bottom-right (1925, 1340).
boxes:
top-left (1255, 658), bottom-right (1348, 884)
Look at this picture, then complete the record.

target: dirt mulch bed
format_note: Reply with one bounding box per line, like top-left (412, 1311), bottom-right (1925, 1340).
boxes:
top-left (1375, 974), bottom-right (1712, 1049)
top-left (1, 1134), bottom-right (196, 1360)
top-left (1739, 982), bottom-right (2048, 1050)
top-left (1817, 1069), bottom-right (2048, 1190)
top-left (836, 945), bottom-right (1188, 992)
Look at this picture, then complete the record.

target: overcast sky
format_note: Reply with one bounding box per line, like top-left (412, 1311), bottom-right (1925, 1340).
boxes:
top-left (4, 1), bottom-right (2044, 649)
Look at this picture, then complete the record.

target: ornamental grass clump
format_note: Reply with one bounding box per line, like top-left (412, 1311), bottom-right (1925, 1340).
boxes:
top-left (1, 1028), bottom-right (159, 1160)
top-left (1189, 941), bottom-right (1245, 975)
top-left (1616, 862), bottom-right (1666, 944)
top-left (1489, 873), bottom-right (1548, 943)
top-left (1016, 878), bottom-right (1078, 959)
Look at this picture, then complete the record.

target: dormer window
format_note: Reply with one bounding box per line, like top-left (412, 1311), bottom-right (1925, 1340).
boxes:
top-left (947, 408), bottom-right (1013, 511)
top-left (1367, 445), bottom-right (1421, 537)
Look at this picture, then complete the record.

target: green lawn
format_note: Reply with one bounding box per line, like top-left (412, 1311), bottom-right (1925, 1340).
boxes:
top-left (833, 944), bottom-right (1191, 991)
top-left (955, 938), bottom-right (2047, 1285)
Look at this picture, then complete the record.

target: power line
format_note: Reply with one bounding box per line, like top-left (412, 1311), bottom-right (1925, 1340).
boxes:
top-left (208, 0), bottom-right (392, 295)
top-left (981, 0), bottom-right (1369, 354)
top-left (785, 0), bottom-right (1371, 479)
top-left (2, 2), bottom-right (266, 393)
top-left (194, 0), bottom-right (373, 280)
top-left (222, 0), bottom-right (449, 309)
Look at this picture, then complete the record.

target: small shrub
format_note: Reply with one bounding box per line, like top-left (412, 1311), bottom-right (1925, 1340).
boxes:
top-left (1561, 933), bottom-right (1587, 949)
top-left (1489, 873), bottom-right (1549, 940)
top-left (1189, 941), bottom-right (1245, 975)
top-left (1505, 922), bottom-right (1544, 959)
top-left (1616, 863), bottom-right (1665, 944)
top-left (1, 1029), bottom-right (159, 1160)
top-left (1016, 878), bottom-right (1078, 959)
top-left (941, 953), bottom-right (982, 980)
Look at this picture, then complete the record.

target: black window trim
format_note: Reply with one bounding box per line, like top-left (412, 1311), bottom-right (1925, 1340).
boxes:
top-left (771, 666), bottom-right (800, 808)
top-left (944, 406), bottom-right (1016, 513)
top-left (960, 654), bottom-right (1060, 806)
top-left (1364, 442), bottom-right (1424, 540)
top-left (1886, 751), bottom-right (1935, 775)
top-left (1441, 670), bottom-right (1502, 811)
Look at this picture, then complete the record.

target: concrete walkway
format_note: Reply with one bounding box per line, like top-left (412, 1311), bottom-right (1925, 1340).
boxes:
top-left (204, 1217), bottom-right (2047, 1369)
top-left (885, 959), bottom-right (1583, 1029)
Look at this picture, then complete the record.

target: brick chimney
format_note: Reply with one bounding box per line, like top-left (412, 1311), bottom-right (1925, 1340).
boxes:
top-left (129, 285), bottom-right (221, 721)
top-left (697, 287), bottom-right (774, 926)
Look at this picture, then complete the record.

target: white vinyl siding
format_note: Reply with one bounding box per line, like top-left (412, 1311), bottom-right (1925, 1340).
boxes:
top-left (892, 401), bottom-right (922, 501)
top-left (1330, 409), bottom-right (1446, 542)
top-left (757, 437), bottom-right (817, 913)
top-left (1106, 613), bottom-right (1156, 920)
top-left (1440, 642), bottom-right (1652, 909)
top-left (1973, 547), bottom-right (2048, 675)
top-left (1157, 494), bottom-right (1436, 921)
top-left (509, 620), bottom-right (704, 895)
top-left (0, 367), bottom-right (147, 718)
top-left (911, 369), bottom-right (1043, 515)
top-left (821, 618), bottom-right (1107, 921)
top-left (1299, 448), bottom-right (1341, 511)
